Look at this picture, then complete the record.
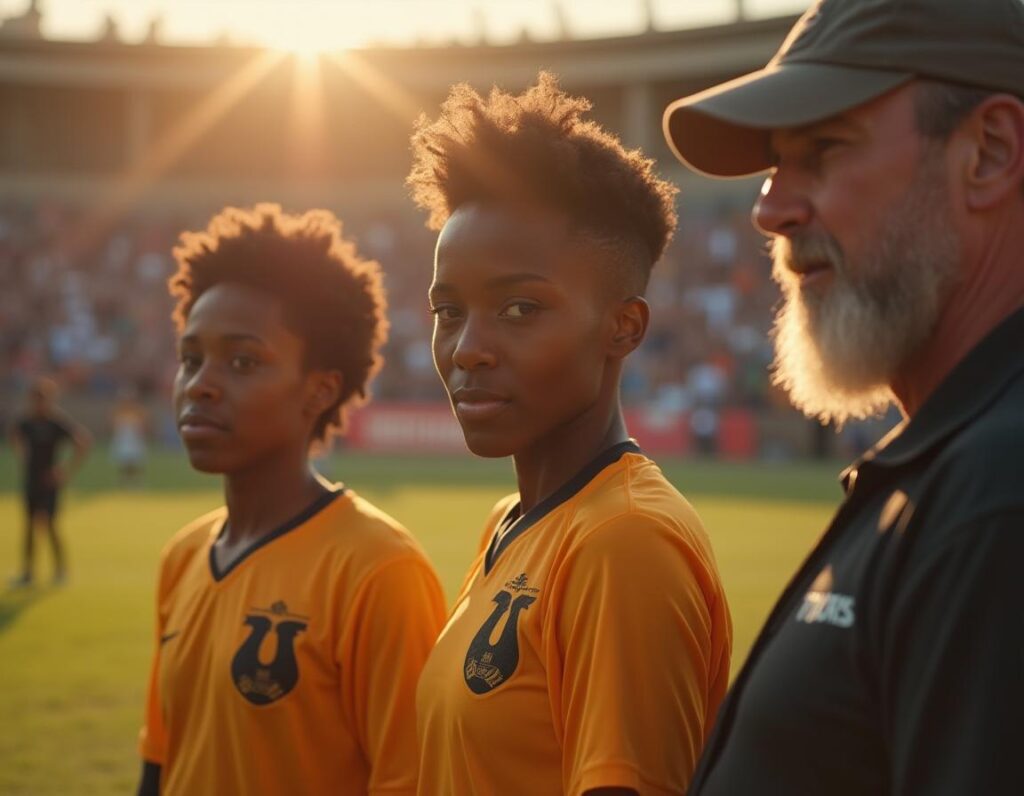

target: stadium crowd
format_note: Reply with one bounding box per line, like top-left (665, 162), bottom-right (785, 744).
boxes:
top-left (0, 196), bottom-right (814, 450)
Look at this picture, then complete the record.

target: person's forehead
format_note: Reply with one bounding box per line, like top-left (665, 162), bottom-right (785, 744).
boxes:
top-left (436, 202), bottom-right (570, 255)
top-left (183, 282), bottom-right (295, 343)
top-left (189, 282), bottom-right (281, 319)
top-left (432, 202), bottom-right (592, 286)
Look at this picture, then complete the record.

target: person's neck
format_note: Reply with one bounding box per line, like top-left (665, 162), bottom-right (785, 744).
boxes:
top-left (512, 397), bottom-right (629, 515)
top-left (221, 448), bottom-right (325, 545)
top-left (893, 215), bottom-right (1024, 417)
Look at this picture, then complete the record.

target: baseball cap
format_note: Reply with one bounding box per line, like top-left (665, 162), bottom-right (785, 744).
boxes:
top-left (663, 0), bottom-right (1024, 178)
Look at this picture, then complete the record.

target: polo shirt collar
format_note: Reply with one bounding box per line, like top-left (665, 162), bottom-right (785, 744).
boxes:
top-left (842, 306), bottom-right (1024, 490)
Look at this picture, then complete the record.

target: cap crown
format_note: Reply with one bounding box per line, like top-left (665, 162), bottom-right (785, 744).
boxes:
top-left (775, 0), bottom-right (1024, 96)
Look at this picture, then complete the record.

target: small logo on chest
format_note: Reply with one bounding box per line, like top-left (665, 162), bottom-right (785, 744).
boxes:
top-left (795, 566), bottom-right (856, 629)
top-left (505, 572), bottom-right (540, 594)
top-left (464, 578), bottom-right (537, 694)
top-left (231, 600), bottom-right (309, 706)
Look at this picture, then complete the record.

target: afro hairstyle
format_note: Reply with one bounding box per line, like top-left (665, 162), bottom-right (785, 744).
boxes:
top-left (168, 203), bottom-right (388, 441)
top-left (407, 72), bottom-right (678, 293)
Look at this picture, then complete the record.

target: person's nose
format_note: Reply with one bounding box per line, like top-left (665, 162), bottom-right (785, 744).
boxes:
top-left (753, 169), bottom-right (812, 238)
top-left (184, 361), bottom-right (222, 402)
top-left (451, 314), bottom-right (497, 372)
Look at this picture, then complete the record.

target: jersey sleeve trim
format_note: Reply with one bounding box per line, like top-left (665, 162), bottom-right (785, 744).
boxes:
top-left (571, 759), bottom-right (678, 796)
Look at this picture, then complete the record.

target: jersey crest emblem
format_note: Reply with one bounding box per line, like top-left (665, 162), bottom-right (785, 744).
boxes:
top-left (464, 588), bottom-right (535, 694)
top-left (231, 601), bottom-right (308, 705)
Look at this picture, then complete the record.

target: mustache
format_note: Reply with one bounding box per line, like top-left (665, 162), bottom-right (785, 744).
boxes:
top-left (770, 234), bottom-right (846, 281)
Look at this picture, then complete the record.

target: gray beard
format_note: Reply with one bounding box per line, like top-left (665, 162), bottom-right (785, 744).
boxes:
top-left (769, 155), bottom-right (960, 426)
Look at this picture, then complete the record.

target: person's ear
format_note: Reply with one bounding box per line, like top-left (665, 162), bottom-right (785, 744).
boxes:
top-left (607, 296), bottom-right (650, 358)
top-left (305, 370), bottom-right (343, 421)
top-left (959, 96), bottom-right (1024, 211)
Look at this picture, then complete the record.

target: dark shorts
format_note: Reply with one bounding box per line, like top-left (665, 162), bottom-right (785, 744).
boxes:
top-left (24, 485), bottom-right (58, 516)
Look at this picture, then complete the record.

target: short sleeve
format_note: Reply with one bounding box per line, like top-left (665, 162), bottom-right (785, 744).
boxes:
top-left (883, 510), bottom-right (1024, 795)
top-left (138, 558), bottom-right (170, 763)
top-left (340, 554), bottom-right (447, 795)
top-left (553, 516), bottom-right (727, 796)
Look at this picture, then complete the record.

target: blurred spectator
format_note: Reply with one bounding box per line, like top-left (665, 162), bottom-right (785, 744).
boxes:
top-left (1, 198), bottom-right (886, 457)
top-left (110, 387), bottom-right (149, 486)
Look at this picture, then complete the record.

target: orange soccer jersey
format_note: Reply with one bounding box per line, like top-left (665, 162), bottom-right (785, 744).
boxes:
top-left (139, 486), bottom-right (446, 796)
top-left (416, 441), bottom-right (732, 796)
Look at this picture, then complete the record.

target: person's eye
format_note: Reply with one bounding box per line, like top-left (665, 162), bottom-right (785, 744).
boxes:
top-left (429, 304), bottom-right (462, 322)
top-left (812, 137), bottom-right (849, 157)
top-left (178, 352), bottom-right (200, 371)
top-left (230, 354), bottom-right (259, 371)
top-left (500, 301), bottom-right (540, 319)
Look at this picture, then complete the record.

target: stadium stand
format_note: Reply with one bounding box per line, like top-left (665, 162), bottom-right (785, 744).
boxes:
top-left (0, 9), bottom-right (891, 458)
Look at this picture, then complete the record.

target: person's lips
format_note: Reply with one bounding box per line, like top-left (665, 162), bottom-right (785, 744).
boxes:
top-left (790, 259), bottom-right (834, 289)
top-left (178, 411), bottom-right (229, 440)
top-left (451, 387), bottom-right (511, 422)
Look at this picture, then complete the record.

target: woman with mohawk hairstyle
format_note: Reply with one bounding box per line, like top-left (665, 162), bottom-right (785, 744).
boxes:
top-left (136, 204), bottom-right (445, 796)
top-left (410, 74), bottom-right (732, 796)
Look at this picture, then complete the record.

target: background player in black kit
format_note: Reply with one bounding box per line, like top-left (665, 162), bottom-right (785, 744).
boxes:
top-left (9, 377), bottom-right (92, 586)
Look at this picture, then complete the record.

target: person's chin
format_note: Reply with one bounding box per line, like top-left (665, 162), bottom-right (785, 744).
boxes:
top-left (459, 426), bottom-right (518, 459)
top-left (182, 445), bottom-right (231, 474)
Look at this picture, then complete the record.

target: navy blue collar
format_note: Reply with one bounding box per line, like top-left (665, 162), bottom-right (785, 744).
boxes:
top-left (209, 486), bottom-right (343, 581)
top-left (484, 440), bottom-right (642, 573)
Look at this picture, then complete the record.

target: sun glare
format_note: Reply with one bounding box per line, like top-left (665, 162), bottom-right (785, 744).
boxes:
top-left (266, 17), bottom-right (360, 58)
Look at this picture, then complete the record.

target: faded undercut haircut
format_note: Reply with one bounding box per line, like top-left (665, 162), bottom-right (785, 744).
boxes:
top-left (169, 203), bottom-right (388, 441)
top-left (407, 72), bottom-right (678, 293)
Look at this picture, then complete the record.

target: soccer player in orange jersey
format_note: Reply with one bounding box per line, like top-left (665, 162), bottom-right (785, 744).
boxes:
top-left (136, 204), bottom-right (446, 796)
top-left (408, 74), bottom-right (733, 796)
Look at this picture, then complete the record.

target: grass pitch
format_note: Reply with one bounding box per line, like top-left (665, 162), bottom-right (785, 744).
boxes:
top-left (0, 450), bottom-right (841, 794)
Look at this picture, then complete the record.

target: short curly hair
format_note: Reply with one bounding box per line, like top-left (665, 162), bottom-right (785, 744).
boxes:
top-left (168, 203), bottom-right (388, 440)
top-left (407, 72), bottom-right (678, 292)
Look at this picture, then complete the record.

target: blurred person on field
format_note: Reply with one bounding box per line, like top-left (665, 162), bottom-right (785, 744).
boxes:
top-left (110, 386), bottom-right (149, 486)
top-left (136, 204), bottom-right (445, 796)
top-left (664, 0), bottom-right (1024, 792)
top-left (8, 376), bottom-right (91, 587)
top-left (409, 74), bottom-right (732, 796)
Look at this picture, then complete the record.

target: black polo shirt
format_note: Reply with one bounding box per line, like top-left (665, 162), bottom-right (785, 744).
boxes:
top-left (691, 307), bottom-right (1024, 796)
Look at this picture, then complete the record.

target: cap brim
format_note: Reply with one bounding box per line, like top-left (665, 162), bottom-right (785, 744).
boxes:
top-left (663, 63), bottom-right (912, 178)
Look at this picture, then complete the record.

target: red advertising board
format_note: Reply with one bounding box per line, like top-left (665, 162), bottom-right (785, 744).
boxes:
top-left (345, 403), bottom-right (467, 453)
top-left (345, 402), bottom-right (697, 455)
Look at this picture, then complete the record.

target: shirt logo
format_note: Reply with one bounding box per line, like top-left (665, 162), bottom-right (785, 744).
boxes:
top-left (505, 573), bottom-right (540, 594)
top-left (794, 565), bottom-right (855, 629)
top-left (231, 600), bottom-right (308, 706)
top-left (464, 587), bottom-right (536, 694)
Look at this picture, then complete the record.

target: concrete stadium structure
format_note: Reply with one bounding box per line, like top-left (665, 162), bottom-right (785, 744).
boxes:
top-left (0, 16), bottom-right (796, 213)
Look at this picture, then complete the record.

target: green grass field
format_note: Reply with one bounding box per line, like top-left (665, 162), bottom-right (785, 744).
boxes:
top-left (0, 449), bottom-right (842, 795)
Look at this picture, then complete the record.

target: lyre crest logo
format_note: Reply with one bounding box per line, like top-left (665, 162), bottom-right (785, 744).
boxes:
top-left (464, 588), bottom-right (535, 694)
top-left (231, 601), bottom-right (308, 706)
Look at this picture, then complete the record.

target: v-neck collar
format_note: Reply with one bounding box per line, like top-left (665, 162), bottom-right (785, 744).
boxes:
top-left (209, 486), bottom-right (344, 582)
top-left (483, 440), bottom-right (642, 574)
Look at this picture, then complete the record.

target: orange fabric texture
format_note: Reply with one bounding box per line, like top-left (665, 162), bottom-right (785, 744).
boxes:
top-left (139, 488), bottom-right (445, 795)
top-left (416, 451), bottom-right (732, 795)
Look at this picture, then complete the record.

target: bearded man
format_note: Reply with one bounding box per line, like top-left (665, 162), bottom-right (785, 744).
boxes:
top-left (663, 0), bottom-right (1024, 793)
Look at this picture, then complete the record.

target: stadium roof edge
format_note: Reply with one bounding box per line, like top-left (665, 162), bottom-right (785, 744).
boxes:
top-left (0, 13), bottom-right (798, 59)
